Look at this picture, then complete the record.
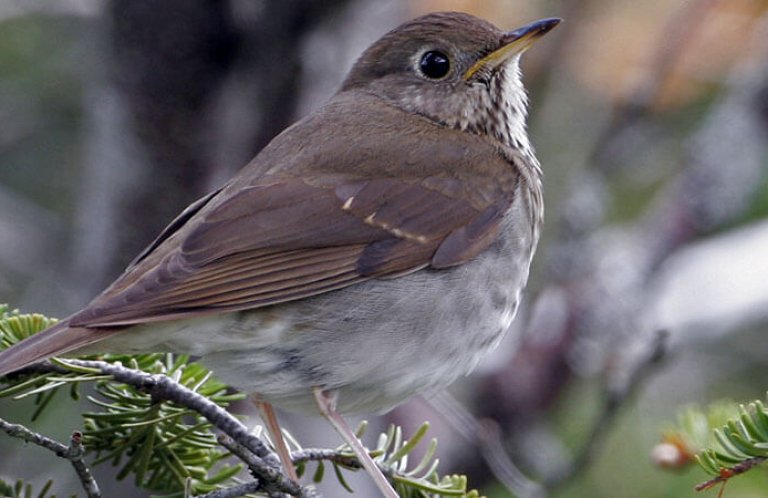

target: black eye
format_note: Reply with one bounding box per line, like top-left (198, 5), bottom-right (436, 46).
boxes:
top-left (419, 51), bottom-right (450, 79)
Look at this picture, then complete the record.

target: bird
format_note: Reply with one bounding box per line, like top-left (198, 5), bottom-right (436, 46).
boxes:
top-left (0, 11), bottom-right (559, 497)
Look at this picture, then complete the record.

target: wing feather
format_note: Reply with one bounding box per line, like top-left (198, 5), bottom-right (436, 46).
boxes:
top-left (70, 172), bottom-right (517, 328)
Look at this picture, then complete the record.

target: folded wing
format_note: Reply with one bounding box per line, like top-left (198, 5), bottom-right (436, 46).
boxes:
top-left (70, 173), bottom-right (516, 327)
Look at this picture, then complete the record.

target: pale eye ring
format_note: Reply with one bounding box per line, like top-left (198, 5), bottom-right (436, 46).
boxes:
top-left (419, 50), bottom-right (450, 79)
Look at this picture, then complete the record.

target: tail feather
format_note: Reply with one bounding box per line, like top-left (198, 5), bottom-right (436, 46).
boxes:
top-left (0, 320), bottom-right (108, 377)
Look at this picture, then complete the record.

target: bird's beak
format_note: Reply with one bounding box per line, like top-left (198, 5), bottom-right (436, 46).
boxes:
top-left (464, 17), bottom-right (561, 81)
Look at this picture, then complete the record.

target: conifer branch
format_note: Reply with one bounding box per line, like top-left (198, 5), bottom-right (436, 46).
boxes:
top-left (661, 399), bottom-right (768, 491)
top-left (55, 358), bottom-right (307, 498)
top-left (0, 419), bottom-right (101, 498)
top-left (1, 306), bottom-right (484, 498)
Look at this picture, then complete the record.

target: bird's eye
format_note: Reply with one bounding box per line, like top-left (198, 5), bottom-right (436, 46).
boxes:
top-left (419, 51), bottom-right (450, 79)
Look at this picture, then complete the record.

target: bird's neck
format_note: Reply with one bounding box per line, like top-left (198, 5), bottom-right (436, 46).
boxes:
top-left (470, 65), bottom-right (534, 157)
top-left (469, 66), bottom-right (543, 206)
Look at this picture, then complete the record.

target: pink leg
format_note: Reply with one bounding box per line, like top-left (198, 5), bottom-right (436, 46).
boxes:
top-left (313, 388), bottom-right (399, 498)
top-left (251, 395), bottom-right (299, 482)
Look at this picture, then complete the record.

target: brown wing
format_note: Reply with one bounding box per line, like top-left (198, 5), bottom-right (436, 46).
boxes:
top-left (69, 173), bottom-right (515, 327)
top-left (68, 90), bottom-right (527, 328)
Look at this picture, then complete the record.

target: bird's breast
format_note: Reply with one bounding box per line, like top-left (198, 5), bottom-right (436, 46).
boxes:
top-left (205, 182), bottom-right (538, 413)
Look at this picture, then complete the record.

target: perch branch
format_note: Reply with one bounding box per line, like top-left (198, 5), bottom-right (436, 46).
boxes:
top-left (0, 419), bottom-right (101, 498)
top-left (53, 358), bottom-right (315, 498)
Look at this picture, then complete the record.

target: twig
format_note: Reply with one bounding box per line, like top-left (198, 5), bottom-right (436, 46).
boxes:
top-left (694, 457), bottom-right (767, 492)
top-left (218, 435), bottom-right (329, 498)
top-left (218, 434), bottom-right (275, 479)
top-left (0, 419), bottom-right (101, 498)
top-left (196, 481), bottom-right (262, 498)
top-left (292, 448), bottom-right (362, 469)
top-left (66, 431), bottom-right (101, 498)
top-left (54, 358), bottom-right (314, 498)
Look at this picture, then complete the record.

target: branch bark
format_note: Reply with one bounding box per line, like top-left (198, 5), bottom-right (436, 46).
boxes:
top-left (0, 421), bottom-right (101, 498)
top-left (54, 358), bottom-right (316, 498)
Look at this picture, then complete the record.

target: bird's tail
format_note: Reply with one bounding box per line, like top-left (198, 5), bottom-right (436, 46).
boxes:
top-left (0, 320), bottom-right (108, 377)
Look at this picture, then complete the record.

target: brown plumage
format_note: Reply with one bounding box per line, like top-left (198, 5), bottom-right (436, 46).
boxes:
top-left (0, 88), bottom-right (530, 371)
top-left (0, 12), bottom-right (559, 497)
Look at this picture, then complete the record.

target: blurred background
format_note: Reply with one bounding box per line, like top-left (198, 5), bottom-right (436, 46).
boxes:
top-left (1, 0), bottom-right (768, 496)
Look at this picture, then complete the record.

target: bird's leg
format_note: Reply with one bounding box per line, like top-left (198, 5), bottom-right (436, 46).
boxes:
top-left (250, 395), bottom-right (299, 482)
top-left (312, 387), bottom-right (399, 498)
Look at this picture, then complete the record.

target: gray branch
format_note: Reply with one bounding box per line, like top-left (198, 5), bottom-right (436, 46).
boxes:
top-left (292, 448), bottom-right (362, 469)
top-left (0, 420), bottom-right (101, 498)
top-left (196, 481), bottom-right (263, 498)
top-left (55, 358), bottom-right (319, 498)
top-left (217, 435), bottom-right (325, 498)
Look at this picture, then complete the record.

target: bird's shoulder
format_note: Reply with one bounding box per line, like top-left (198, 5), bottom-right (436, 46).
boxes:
top-left (70, 90), bottom-right (528, 327)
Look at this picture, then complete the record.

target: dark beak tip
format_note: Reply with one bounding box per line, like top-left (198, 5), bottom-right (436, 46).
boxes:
top-left (505, 17), bottom-right (563, 42)
top-left (540, 17), bottom-right (563, 32)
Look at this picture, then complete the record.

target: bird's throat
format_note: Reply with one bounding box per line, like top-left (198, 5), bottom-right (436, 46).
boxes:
top-left (477, 65), bottom-right (532, 156)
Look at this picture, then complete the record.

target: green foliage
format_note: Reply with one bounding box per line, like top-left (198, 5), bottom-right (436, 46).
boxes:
top-left (0, 479), bottom-right (65, 498)
top-left (669, 402), bottom-right (740, 461)
top-left (291, 421), bottom-right (484, 498)
top-left (666, 399), bottom-right (768, 489)
top-left (0, 304), bottom-right (58, 347)
top-left (379, 423), bottom-right (482, 498)
top-left (694, 400), bottom-right (768, 477)
top-left (0, 307), bottom-right (246, 496)
top-left (80, 355), bottom-right (245, 496)
top-left (0, 304), bottom-right (68, 420)
top-left (1, 305), bottom-right (484, 498)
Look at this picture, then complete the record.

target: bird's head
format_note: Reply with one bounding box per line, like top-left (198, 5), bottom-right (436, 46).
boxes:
top-left (342, 12), bottom-right (560, 153)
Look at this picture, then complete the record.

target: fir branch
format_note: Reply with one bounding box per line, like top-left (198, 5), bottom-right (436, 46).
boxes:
top-left (77, 356), bottom-right (244, 493)
top-left (0, 419), bottom-right (101, 498)
top-left (2, 307), bottom-right (485, 498)
top-left (60, 359), bottom-right (485, 497)
top-left (694, 457), bottom-right (767, 492)
top-left (291, 448), bottom-right (361, 470)
top-left (0, 478), bottom-right (60, 498)
top-left (196, 481), bottom-right (263, 498)
top-left (216, 434), bottom-right (279, 485)
top-left (55, 358), bottom-right (307, 498)
top-left (289, 420), bottom-right (483, 498)
top-left (64, 431), bottom-right (101, 498)
top-left (663, 399), bottom-right (768, 491)
top-left (214, 437), bottom-right (323, 498)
